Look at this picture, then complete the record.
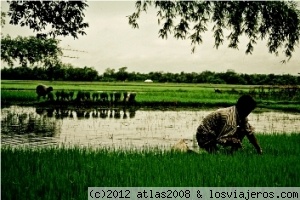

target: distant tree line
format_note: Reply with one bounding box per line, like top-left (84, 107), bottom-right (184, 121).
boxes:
top-left (1, 64), bottom-right (99, 81)
top-left (1, 65), bottom-right (299, 85)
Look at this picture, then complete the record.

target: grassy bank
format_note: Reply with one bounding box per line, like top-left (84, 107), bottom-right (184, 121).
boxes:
top-left (2, 134), bottom-right (299, 200)
top-left (1, 80), bottom-right (300, 112)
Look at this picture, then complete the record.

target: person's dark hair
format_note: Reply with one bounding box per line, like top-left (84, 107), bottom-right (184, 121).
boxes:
top-left (236, 95), bottom-right (257, 111)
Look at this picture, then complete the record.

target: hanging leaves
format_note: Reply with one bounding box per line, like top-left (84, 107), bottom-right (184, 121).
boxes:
top-left (1, 35), bottom-right (62, 67)
top-left (128, 1), bottom-right (300, 61)
top-left (7, 0), bottom-right (89, 39)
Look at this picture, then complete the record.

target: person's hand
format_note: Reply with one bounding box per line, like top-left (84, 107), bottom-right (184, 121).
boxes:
top-left (219, 138), bottom-right (242, 148)
top-left (231, 138), bottom-right (242, 148)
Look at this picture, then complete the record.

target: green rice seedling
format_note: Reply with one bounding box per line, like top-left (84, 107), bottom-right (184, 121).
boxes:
top-left (1, 90), bottom-right (37, 103)
top-left (2, 134), bottom-right (299, 200)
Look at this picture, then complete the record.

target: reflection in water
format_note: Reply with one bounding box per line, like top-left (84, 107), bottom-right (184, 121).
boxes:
top-left (2, 108), bottom-right (60, 137)
top-left (32, 107), bottom-right (137, 121)
top-left (1, 107), bottom-right (61, 147)
top-left (50, 108), bottom-right (136, 120)
top-left (1, 106), bottom-right (299, 149)
top-left (1, 106), bottom-right (138, 148)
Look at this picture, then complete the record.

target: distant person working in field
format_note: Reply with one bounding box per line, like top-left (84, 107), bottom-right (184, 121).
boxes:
top-left (196, 95), bottom-right (263, 154)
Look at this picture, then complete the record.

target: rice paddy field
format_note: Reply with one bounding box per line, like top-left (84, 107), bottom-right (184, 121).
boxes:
top-left (1, 80), bottom-right (248, 105)
top-left (1, 106), bottom-right (300, 149)
top-left (1, 80), bottom-right (300, 200)
top-left (2, 134), bottom-right (300, 200)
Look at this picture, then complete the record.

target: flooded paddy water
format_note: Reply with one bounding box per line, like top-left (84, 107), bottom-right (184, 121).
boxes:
top-left (1, 106), bottom-right (299, 149)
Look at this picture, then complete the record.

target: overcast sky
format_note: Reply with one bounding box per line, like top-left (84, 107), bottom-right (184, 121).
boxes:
top-left (1, 1), bottom-right (300, 75)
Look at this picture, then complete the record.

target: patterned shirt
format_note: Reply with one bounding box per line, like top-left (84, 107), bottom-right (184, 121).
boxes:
top-left (197, 106), bottom-right (254, 141)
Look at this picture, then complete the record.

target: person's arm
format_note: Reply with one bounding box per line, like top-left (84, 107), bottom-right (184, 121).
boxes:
top-left (246, 133), bottom-right (263, 154)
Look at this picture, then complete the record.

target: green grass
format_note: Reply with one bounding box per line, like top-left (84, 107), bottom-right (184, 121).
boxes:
top-left (2, 134), bottom-right (299, 200)
top-left (1, 80), bottom-right (300, 112)
top-left (1, 90), bottom-right (37, 103)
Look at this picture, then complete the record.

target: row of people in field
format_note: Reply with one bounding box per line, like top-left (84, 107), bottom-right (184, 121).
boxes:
top-left (36, 84), bottom-right (136, 102)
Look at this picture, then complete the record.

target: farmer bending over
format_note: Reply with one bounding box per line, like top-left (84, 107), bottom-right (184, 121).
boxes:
top-left (196, 95), bottom-right (262, 154)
